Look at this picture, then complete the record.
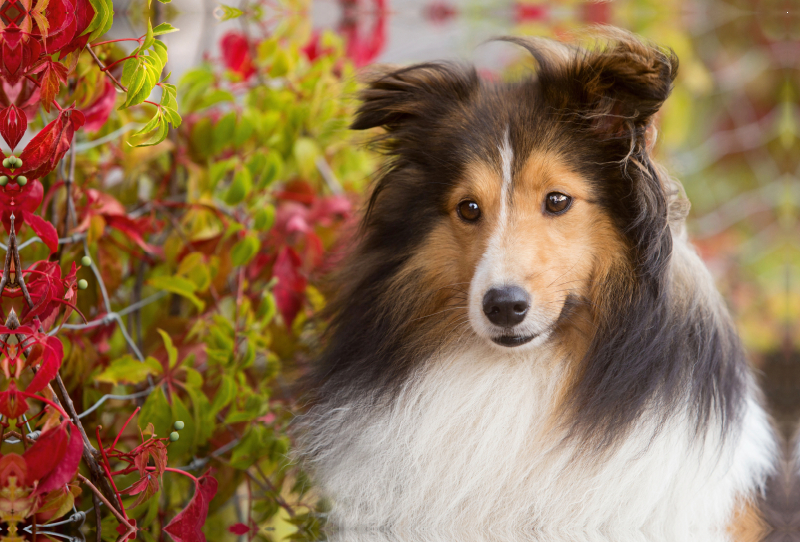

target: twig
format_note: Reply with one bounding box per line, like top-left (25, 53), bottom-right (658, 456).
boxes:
top-left (78, 474), bottom-right (134, 535)
top-left (85, 46), bottom-right (129, 93)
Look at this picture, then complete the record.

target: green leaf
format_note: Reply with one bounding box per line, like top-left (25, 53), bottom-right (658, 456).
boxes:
top-left (216, 4), bottom-right (244, 21)
top-left (229, 426), bottom-right (265, 469)
top-left (157, 329), bottom-right (178, 369)
top-left (259, 292), bottom-right (277, 327)
top-left (293, 137), bottom-right (319, 179)
top-left (212, 110), bottom-right (237, 153)
top-left (259, 151), bottom-right (284, 188)
top-left (142, 18), bottom-right (155, 51)
top-left (197, 89), bottom-right (235, 110)
top-left (223, 167), bottom-right (252, 205)
top-left (234, 114), bottom-right (254, 146)
top-left (86, 0), bottom-right (114, 41)
top-left (130, 112), bottom-right (169, 147)
top-left (189, 117), bottom-right (213, 156)
top-left (209, 159), bottom-right (235, 188)
top-left (253, 205), bottom-right (275, 232)
top-left (148, 276), bottom-right (206, 311)
top-left (152, 22), bottom-right (179, 35)
top-left (139, 387), bottom-right (171, 437)
top-left (151, 40), bottom-right (168, 73)
top-left (185, 384), bottom-right (213, 447)
top-left (177, 252), bottom-right (211, 292)
top-left (96, 355), bottom-right (161, 385)
top-left (269, 48), bottom-right (291, 78)
top-left (231, 234), bottom-right (260, 266)
top-left (210, 375), bottom-right (236, 415)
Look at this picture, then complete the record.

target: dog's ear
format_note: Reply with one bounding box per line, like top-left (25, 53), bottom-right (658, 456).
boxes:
top-left (508, 29), bottom-right (678, 142)
top-left (351, 63), bottom-right (479, 132)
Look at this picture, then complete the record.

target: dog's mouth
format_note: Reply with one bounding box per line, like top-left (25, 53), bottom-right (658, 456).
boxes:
top-left (491, 334), bottom-right (537, 347)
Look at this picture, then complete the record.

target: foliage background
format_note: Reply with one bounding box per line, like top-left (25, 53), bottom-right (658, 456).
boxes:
top-left (23, 0), bottom-right (799, 541)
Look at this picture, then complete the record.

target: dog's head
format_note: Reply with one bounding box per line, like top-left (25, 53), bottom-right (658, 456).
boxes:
top-left (349, 29), bottom-right (678, 352)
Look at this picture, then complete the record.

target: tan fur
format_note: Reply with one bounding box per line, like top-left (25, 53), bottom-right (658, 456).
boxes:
top-left (727, 500), bottom-right (770, 542)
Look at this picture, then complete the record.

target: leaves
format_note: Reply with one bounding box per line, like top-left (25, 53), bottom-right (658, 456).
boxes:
top-left (0, 105), bottom-right (27, 150)
top-left (131, 82), bottom-right (181, 147)
top-left (231, 234), bottom-right (260, 266)
top-left (153, 23), bottom-right (180, 36)
top-left (163, 474), bottom-right (218, 542)
top-left (139, 387), bottom-right (172, 437)
top-left (215, 5), bottom-right (244, 22)
top-left (148, 276), bottom-right (205, 311)
top-left (22, 421), bottom-right (83, 495)
top-left (29, 59), bottom-right (69, 113)
top-left (96, 355), bottom-right (162, 385)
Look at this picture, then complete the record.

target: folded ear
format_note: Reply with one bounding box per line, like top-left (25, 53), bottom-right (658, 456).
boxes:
top-left (508, 28), bottom-right (679, 142)
top-left (350, 63), bottom-right (479, 132)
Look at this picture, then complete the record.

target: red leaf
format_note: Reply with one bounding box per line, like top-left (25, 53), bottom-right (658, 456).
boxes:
top-left (272, 247), bottom-right (306, 328)
top-left (0, 454), bottom-right (27, 488)
top-left (15, 107), bottom-right (84, 181)
top-left (0, 381), bottom-right (28, 418)
top-left (20, 211), bottom-right (58, 253)
top-left (0, 105), bottom-right (27, 150)
top-left (0, 28), bottom-right (41, 83)
top-left (58, 0), bottom-right (95, 59)
top-left (26, 335), bottom-right (64, 393)
top-left (105, 215), bottom-right (159, 253)
top-left (163, 474), bottom-right (218, 542)
top-left (220, 32), bottom-right (254, 80)
top-left (29, 60), bottom-right (69, 113)
top-left (36, 421), bottom-right (82, 494)
top-left (81, 78), bottom-right (116, 133)
top-left (22, 421), bottom-right (81, 494)
top-left (227, 523), bottom-right (250, 536)
top-left (24, 425), bottom-right (66, 487)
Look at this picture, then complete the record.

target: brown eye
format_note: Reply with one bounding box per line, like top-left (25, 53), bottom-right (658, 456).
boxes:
top-left (545, 192), bottom-right (572, 215)
top-left (457, 200), bottom-right (481, 222)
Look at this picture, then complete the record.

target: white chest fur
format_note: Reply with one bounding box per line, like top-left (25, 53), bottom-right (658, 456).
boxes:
top-left (299, 343), bottom-right (776, 540)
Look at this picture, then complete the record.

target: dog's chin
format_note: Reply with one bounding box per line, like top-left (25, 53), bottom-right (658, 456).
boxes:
top-left (491, 334), bottom-right (537, 347)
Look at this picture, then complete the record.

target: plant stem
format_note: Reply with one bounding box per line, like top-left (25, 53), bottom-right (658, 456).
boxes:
top-left (78, 474), bottom-right (135, 534)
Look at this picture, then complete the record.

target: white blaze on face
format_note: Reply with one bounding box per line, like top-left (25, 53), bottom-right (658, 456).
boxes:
top-left (468, 129), bottom-right (554, 348)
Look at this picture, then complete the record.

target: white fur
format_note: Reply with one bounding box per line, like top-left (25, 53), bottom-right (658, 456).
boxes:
top-left (298, 230), bottom-right (777, 541)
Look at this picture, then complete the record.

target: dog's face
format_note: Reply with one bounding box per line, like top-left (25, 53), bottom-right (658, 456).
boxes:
top-left (452, 148), bottom-right (622, 350)
top-left (344, 32), bottom-right (678, 358)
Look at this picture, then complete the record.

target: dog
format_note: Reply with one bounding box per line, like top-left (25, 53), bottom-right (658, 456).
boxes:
top-left (296, 29), bottom-right (778, 539)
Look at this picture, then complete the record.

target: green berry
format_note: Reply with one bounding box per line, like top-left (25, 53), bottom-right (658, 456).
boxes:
top-left (81, 256), bottom-right (92, 267)
top-left (13, 157), bottom-right (22, 168)
top-left (169, 431), bottom-right (180, 442)
top-left (173, 420), bottom-right (185, 431)
top-left (15, 176), bottom-right (27, 186)
top-left (77, 279), bottom-right (88, 290)
top-left (2, 158), bottom-right (10, 168)
top-left (0, 176), bottom-right (7, 186)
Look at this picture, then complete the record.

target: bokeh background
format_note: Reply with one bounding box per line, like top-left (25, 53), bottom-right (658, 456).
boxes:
top-left (90, 0), bottom-right (799, 538)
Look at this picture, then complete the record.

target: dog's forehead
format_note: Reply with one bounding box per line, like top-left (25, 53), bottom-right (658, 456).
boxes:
top-left (452, 82), bottom-right (559, 181)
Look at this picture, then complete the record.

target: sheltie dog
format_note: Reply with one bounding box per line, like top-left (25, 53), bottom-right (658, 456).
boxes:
top-left (296, 29), bottom-right (778, 539)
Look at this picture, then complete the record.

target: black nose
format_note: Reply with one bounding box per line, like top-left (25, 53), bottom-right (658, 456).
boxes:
top-left (482, 286), bottom-right (530, 328)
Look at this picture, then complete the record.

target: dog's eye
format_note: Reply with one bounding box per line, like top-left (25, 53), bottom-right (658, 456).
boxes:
top-left (457, 200), bottom-right (481, 222)
top-left (544, 192), bottom-right (572, 215)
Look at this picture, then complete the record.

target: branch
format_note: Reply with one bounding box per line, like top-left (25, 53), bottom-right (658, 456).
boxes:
top-left (78, 474), bottom-right (135, 536)
top-left (85, 46), bottom-right (129, 93)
